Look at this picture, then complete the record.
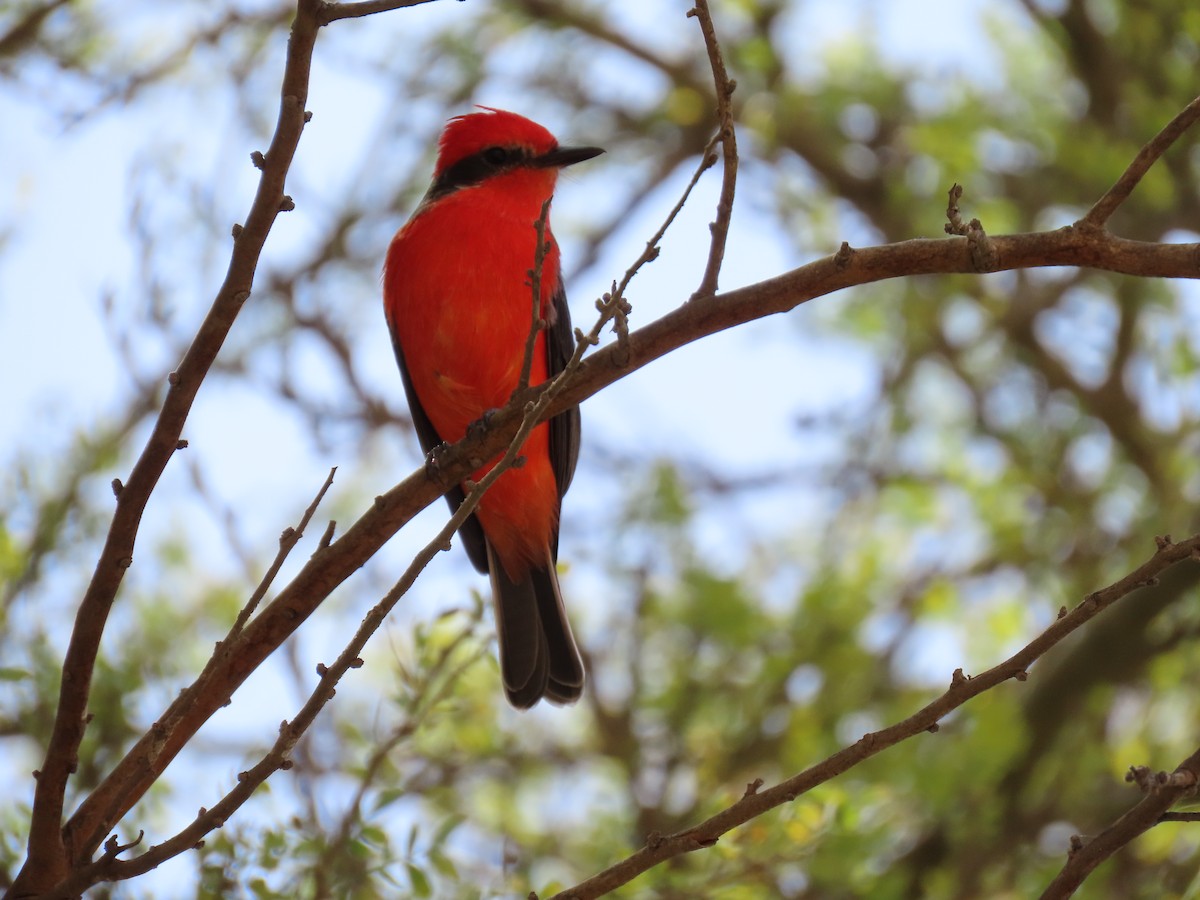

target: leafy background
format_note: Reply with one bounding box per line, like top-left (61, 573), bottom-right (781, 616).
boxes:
top-left (3, 0), bottom-right (1200, 896)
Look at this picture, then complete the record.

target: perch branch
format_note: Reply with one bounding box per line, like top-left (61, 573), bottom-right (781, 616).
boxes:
top-left (57, 223), bottom-right (1200, 873)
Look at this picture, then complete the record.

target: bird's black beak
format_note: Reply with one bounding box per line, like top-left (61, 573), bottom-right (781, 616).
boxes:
top-left (534, 145), bottom-right (605, 169)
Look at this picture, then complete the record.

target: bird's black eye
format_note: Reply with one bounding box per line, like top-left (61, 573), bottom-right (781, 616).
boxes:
top-left (483, 146), bottom-right (510, 166)
top-left (428, 145), bottom-right (527, 199)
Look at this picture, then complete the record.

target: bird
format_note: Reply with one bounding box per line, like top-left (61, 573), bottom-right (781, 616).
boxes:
top-left (383, 108), bottom-right (602, 708)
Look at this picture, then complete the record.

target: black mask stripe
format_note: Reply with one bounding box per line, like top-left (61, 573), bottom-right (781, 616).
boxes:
top-left (427, 146), bottom-right (532, 200)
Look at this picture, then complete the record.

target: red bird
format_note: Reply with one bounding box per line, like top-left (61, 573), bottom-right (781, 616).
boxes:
top-left (383, 109), bottom-right (602, 708)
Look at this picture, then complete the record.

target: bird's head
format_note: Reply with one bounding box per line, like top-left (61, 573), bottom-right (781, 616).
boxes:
top-left (428, 107), bottom-right (603, 201)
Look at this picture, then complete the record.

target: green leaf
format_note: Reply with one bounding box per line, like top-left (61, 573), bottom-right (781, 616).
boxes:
top-left (407, 863), bottom-right (432, 898)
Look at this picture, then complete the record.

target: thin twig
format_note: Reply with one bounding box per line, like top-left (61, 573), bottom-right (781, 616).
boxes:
top-left (619, 134), bottom-right (720, 298)
top-left (590, 131), bottom-right (721, 365)
top-left (688, 0), bottom-right (738, 299)
top-left (1158, 811), bottom-right (1200, 823)
top-left (317, 0), bottom-right (438, 24)
top-left (1080, 93), bottom-right (1200, 228)
top-left (224, 467), bottom-right (336, 645)
top-left (518, 199), bottom-right (554, 393)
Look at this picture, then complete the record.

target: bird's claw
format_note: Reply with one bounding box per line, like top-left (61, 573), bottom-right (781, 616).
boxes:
top-left (424, 442), bottom-right (450, 479)
top-left (466, 409), bottom-right (499, 441)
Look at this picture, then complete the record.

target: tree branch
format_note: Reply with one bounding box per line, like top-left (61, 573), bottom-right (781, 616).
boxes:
top-left (518, 199), bottom-right (553, 393)
top-left (1081, 93), bottom-right (1200, 228)
top-left (50, 221), bottom-right (1200, 877)
top-left (688, 0), bottom-right (738, 299)
top-left (13, 0), bottom-right (320, 892)
top-left (1039, 747), bottom-right (1200, 899)
top-left (13, 7), bottom-right (1200, 888)
top-left (317, 0), bottom-right (438, 25)
top-left (548, 535), bottom-right (1200, 899)
top-left (224, 466), bottom-right (337, 646)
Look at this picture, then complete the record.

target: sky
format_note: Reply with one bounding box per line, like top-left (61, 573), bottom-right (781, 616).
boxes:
top-left (0, 0), bottom-right (1010, 465)
top-left (0, 0), bottom-right (1019, 632)
top-left (0, 0), bottom-right (1025, 892)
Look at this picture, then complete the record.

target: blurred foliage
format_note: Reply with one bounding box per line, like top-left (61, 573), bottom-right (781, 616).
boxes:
top-left (4, 0), bottom-right (1200, 897)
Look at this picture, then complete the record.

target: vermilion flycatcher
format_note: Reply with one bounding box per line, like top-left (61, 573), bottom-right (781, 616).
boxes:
top-left (383, 108), bottom-right (602, 708)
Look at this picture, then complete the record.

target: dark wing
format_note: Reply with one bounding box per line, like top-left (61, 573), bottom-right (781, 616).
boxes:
top-left (389, 334), bottom-right (490, 573)
top-left (546, 275), bottom-right (582, 559)
top-left (388, 274), bottom-right (579, 574)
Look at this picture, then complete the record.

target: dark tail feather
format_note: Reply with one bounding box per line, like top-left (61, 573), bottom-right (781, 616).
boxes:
top-left (487, 543), bottom-right (584, 709)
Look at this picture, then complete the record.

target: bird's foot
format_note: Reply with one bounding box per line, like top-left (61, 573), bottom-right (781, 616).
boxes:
top-left (466, 408), bottom-right (499, 441)
top-left (424, 442), bottom-right (451, 479)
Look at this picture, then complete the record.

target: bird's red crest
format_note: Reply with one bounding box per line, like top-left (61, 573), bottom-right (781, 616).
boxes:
top-left (434, 107), bottom-right (560, 177)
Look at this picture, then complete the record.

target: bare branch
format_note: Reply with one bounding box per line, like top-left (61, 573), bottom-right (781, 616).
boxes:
top-left (52, 609), bottom-right (485, 895)
top-left (595, 129), bottom-right (720, 364)
top-left (616, 136), bottom-right (719, 296)
top-left (549, 535), bottom-right (1200, 899)
top-left (318, 0), bottom-right (439, 24)
top-left (50, 222), bottom-right (1200, 876)
top-left (1081, 93), bottom-right (1200, 228)
top-left (518, 199), bottom-right (554, 393)
top-left (1039, 746), bottom-right (1200, 899)
top-left (0, 0), bottom-right (70, 57)
top-left (223, 466), bottom-right (337, 646)
top-left (13, 0), bottom-right (321, 890)
top-left (688, 0), bottom-right (738, 300)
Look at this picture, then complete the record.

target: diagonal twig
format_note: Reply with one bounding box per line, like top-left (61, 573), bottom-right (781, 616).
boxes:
top-left (587, 130), bottom-right (722, 367)
top-left (1038, 746), bottom-right (1200, 899)
top-left (549, 535), bottom-right (1200, 899)
top-left (1080, 93), bottom-right (1200, 228)
top-left (223, 466), bottom-right (337, 647)
top-left (317, 0), bottom-right (437, 24)
top-left (688, 0), bottom-right (738, 300)
top-left (518, 199), bottom-right (554, 393)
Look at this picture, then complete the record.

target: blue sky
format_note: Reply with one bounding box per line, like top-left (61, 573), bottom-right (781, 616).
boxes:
top-left (0, 0), bottom-right (1011, 466)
